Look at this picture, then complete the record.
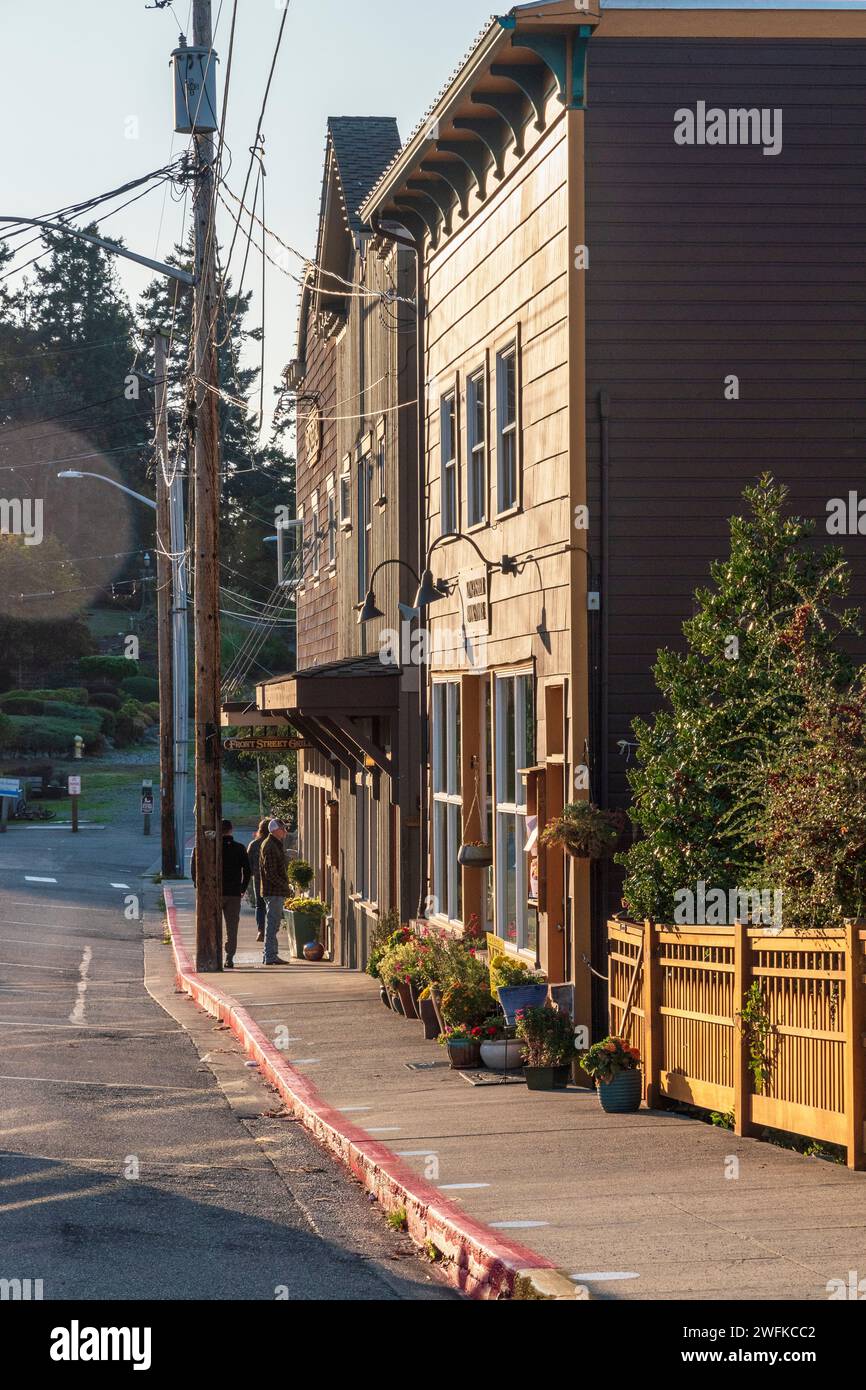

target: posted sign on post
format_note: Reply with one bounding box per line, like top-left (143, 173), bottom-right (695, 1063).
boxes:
top-left (0, 776), bottom-right (21, 834)
top-left (68, 775), bottom-right (81, 833)
top-left (141, 780), bottom-right (154, 836)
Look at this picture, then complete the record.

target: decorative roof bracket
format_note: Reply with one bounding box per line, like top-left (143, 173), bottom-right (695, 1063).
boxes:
top-left (393, 195), bottom-right (441, 247)
top-left (510, 27), bottom-right (593, 109)
top-left (436, 139), bottom-right (489, 202)
top-left (453, 116), bottom-right (509, 180)
top-left (420, 160), bottom-right (474, 219)
top-left (407, 178), bottom-right (456, 235)
top-left (471, 89), bottom-right (529, 157)
top-left (489, 62), bottom-right (548, 130)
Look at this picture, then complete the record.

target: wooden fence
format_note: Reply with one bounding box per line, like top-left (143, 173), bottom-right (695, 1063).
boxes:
top-left (607, 919), bottom-right (866, 1169)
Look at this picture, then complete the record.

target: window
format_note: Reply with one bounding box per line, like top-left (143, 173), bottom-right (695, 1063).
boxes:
top-left (339, 468), bottom-right (352, 528)
top-left (311, 497), bottom-right (320, 576)
top-left (494, 671), bottom-right (536, 952)
top-left (496, 344), bottom-right (518, 513)
top-left (356, 778), bottom-right (378, 904)
top-left (440, 391), bottom-right (457, 535)
top-left (466, 368), bottom-right (486, 527)
top-left (357, 451), bottom-right (373, 599)
top-left (376, 425), bottom-right (386, 504)
top-left (432, 679), bottom-right (462, 922)
top-left (327, 491), bottom-right (336, 567)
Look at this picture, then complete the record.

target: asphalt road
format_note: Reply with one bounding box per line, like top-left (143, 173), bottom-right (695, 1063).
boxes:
top-left (0, 812), bottom-right (453, 1301)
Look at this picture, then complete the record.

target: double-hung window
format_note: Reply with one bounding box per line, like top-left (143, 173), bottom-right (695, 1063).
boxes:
top-left (356, 777), bottom-right (378, 904)
top-left (310, 497), bottom-right (320, 577)
top-left (496, 344), bottom-right (518, 513)
top-left (440, 391), bottom-right (457, 536)
top-left (466, 368), bottom-right (486, 527)
top-left (357, 451), bottom-right (373, 599)
top-left (327, 490), bottom-right (336, 567)
top-left (494, 671), bottom-right (536, 951)
top-left (432, 679), bottom-right (462, 922)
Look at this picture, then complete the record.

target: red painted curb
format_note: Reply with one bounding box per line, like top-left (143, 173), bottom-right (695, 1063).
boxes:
top-left (163, 888), bottom-right (560, 1299)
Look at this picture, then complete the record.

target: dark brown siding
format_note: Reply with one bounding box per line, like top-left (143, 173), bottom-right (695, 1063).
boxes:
top-left (296, 301), bottom-right (338, 670)
top-left (585, 38), bottom-right (866, 810)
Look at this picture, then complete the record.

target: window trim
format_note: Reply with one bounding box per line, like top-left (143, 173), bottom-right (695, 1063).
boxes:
top-left (440, 385), bottom-right (459, 538)
top-left (493, 668), bottom-right (535, 953)
top-left (465, 362), bottom-right (488, 530)
top-left (326, 487), bottom-right (336, 569)
top-left (339, 455), bottom-right (352, 530)
top-left (431, 677), bottom-right (463, 926)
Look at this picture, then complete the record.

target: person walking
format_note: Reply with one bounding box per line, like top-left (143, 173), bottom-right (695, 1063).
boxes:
top-left (246, 816), bottom-right (271, 943)
top-left (258, 818), bottom-right (290, 966)
top-left (191, 819), bottom-right (251, 970)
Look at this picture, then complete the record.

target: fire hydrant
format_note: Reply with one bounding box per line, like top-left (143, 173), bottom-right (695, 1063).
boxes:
top-left (73, 735), bottom-right (85, 760)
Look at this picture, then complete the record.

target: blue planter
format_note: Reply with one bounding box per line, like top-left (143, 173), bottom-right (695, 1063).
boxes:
top-left (597, 1068), bottom-right (642, 1114)
top-left (497, 983), bottom-right (548, 1025)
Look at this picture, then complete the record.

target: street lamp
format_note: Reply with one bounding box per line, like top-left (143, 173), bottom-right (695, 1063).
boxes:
top-left (57, 468), bottom-right (189, 875)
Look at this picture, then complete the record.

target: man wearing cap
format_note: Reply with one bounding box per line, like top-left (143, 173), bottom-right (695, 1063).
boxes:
top-left (191, 819), bottom-right (251, 970)
top-left (258, 818), bottom-right (290, 966)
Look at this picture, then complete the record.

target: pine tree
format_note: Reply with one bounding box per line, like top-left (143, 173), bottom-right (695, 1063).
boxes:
top-left (619, 476), bottom-right (858, 922)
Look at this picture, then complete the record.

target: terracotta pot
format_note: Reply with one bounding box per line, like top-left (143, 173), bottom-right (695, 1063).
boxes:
top-left (394, 979), bottom-right (419, 1020)
top-left (418, 996), bottom-right (440, 1040)
top-left (445, 1038), bottom-right (481, 1070)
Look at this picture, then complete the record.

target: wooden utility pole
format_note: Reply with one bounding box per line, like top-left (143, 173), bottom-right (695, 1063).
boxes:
top-left (192, 0), bottom-right (223, 970)
top-left (154, 331), bottom-right (177, 878)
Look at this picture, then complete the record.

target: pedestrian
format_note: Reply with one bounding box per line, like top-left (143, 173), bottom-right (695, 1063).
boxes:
top-left (258, 817), bottom-right (289, 966)
top-left (191, 819), bottom-right (251, 970)
top-left (246, 816), bottom-right (271, 943)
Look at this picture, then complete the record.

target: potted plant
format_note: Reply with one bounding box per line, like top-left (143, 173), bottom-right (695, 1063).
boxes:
top-left (479, 1014), bottom-right (525, 1072)
top-left (580, 1035), bottom-right (642, 1113)
top-left (283, 895), bottom-right (329, 960)
top-left (366, 914), bottom-right (412, 1007)
top-left (378, 939), bottom-right (426, 1019)
top-left (515, 1004), bottom-right (574, 1090)
top-left (539, 803), bottom-right (626, 859)
top-left (440, 973), bottom-right (494, 1031)
top-left (491, 956), bottom-right (547, 1023)
top-left (438, 1024), bottom-right (483, 1070)
top-left (287, 858), bottom-right (315, 892)
top-left (416, 984), bottom-right (441, 1040)
top-left (457, 839), bottom-right (493, 868)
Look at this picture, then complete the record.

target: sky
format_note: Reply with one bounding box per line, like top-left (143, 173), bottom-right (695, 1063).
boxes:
top-left (0, 0), bottom-right (497, 429)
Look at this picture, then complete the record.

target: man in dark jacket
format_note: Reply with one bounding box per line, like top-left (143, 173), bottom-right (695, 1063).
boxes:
top-left (258, 818), bottom-right (289, 965)
top-left (191, 819), bottom-right (251, 969)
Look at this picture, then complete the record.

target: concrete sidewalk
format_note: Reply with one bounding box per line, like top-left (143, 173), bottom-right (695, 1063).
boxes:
top-left (164, 884), bottom-right (866, 1301)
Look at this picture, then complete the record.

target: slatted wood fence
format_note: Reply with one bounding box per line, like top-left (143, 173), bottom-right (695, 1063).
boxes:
top-left (608, 919), bottom-right (866, 1169)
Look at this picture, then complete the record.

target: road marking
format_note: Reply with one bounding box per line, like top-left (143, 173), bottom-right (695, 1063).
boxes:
top-left (287, 1057), bottom-right (320, 1065)
top-left (570, 1271), bottom-right (640, 1283)
top-left (395, 1149), bottom-right (438, 1157)
top-left (0, 1073), bottom-right (209, 1092)
top-left (24, 877), bottom-right (57, 884)
top-left (23, 824), bottom-right (106, 830)
top-left (0, 960), bottom-right (74, 973)
top-left (339, 1106), bottom-right (372, 1112)
top-left (490, 1220), bottom-right (549, 1230)
top-left (110, 882), bottom-right (130, 889)
top-left (365, 1127), bottom-right (401, 1134)
top-left (69, 945), bottom-right (92, 1025)
top-left (438, 1182), bottom-right (491, 1190)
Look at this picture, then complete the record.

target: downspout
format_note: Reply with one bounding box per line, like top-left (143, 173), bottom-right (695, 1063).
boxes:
top-left (372, 213), bottom-right (429, 922)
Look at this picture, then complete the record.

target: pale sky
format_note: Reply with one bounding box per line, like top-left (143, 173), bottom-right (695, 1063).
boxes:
top-left (0, 0), bottom-right (495, 424)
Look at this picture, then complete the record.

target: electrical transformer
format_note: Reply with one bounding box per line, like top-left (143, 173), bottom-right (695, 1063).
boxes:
top-left (171, 36), bottom-right (218, 134)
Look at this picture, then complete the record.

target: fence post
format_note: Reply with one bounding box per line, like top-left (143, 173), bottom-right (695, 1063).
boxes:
top-left (732, 920), bottom-right (753, 1137)
top-left (643, 918), bottom-right (662, 1108)
top-left (843, 922), bottom-right (866, 1170)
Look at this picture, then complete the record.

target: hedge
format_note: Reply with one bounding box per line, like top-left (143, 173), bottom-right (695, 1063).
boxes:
top-left (0, 687), bottom-right (88, 707)
top-left (79, 656), bottom-right (139, 680)
top-left (0, 715), bottom-right (105, 756)
top-left (119, 675), bottom-right (159, 702)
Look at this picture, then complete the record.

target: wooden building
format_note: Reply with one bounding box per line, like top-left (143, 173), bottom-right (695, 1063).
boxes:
top-left (255, 116), bottom-right (421, 966)
top-left (361, 0), bottom-right (866, 1033)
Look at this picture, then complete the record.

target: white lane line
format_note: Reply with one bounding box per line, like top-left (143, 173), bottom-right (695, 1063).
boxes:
top-left (438, 1183), bottom-right (491, 1190)
top-left (365, 1127), bottom-right (402, 1134)
top-left (23, 824), bottom-right (106, 830)
top-left (395, 1149), bottom-right (438, 1157)
top-left (110, 883), bottom-right (130, 889)
top-left (339, 1106), bottom-right (372, 1113)
top-left (68, 946), bottom-right (92, 1025)
top-left (287, 1057), bottom-right (320, 1065)
top-left (571, 1271), bottom-right (640, 1283)
top-left (24, 877), bottom-right (57, 884)
top-left (490, 1220), bottom-right (549, 1230)
top-left (0, 1073), bottom-right (209, 1093)
top-left (0, 961), bottom-right (74, 973)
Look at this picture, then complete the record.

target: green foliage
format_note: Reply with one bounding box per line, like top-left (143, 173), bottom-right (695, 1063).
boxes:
top-left (80, 655), bottom-right (137, 681)
top-left (0, 715), bottom-right (104, 756)
top-left (516, 1005), bottom-right (575, 1067)
top-left (489, 955), bottom-right (543, 993)
top-left (287, 859), bottom-right (314, 891)
top-left (619, 478), bottom-right (858, 922)
top-left (284, 896), bottom-right (329, 921)
top-left (710, 1111), bottom-right (735, 1130)
top-left (386, 1207), bottom-right (407, 1233)
top-left (365, 915), bottom-right (409, 978)
top-left (439, 962), bottom-right (493, 1029)
top-left (540, 802), bottom-right (626, 859)
top-left (0, 687), bottom-right (87, 707)
top-left (580, 1035), bottom-right (641, 1083)
top-left (88, 691), bottom-right (121, 711)
top-left (737, 983), bottom-right (775, 1094)
top-left (119, 675), bottom-right (159, 702)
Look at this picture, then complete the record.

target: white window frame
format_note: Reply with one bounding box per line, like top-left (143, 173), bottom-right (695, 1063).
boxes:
top-left (375, 419), bottom-right (387, 505)
top-left (310, 493), bottom-right (320, 577)
top-left (357, 448), bottom-right (373, 601)
top-left (496, 342), bottom-right (519, 516)
top-left (432, 679), bottom-right (462, 924)
top-left (339, 457), bottom-right (352, 529)
top-left (466, 366), bottom-right (487, 528)
top-left (440, 390), bottom-right (458, 536)
top-left (327, 488), bottom-right (336, 568)
top-left (494, 670), bottom-right (534, 952)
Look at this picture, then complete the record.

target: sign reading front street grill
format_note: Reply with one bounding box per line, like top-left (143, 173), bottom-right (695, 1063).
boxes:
top-left (223, 736), bottom-right (308, 752)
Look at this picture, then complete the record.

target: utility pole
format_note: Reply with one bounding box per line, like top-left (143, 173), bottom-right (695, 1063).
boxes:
top-left (191, 0), bottom-right (223, 970)
top-left (154, 331), bottom-right (177, 878)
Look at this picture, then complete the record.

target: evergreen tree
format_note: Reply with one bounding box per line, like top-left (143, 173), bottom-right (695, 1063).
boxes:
top-left (619, 477), bottom-right (858, 922)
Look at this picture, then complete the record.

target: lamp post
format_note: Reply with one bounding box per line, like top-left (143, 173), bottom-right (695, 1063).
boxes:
top-left (58, 468), bottom-right (189, 875)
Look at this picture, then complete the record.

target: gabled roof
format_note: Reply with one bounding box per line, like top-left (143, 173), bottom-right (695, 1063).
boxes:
top-left (327, 117), bottom-right (402, 231)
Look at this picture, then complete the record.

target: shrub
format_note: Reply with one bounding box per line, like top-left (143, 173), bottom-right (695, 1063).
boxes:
top-left (80, 655), bottom-right (138, 680)
top-left (379, 939), bottom-right (428, 990)
top-left (287, 859), bottom-right (314, 891)
top-left (0, 716), bottom-right (104, 756)
top-left (366, 917), bottom-right (411, 978)
top-left (119, 675), bottom-right (159, 702)
top-left (115, 701), bottom-right (149, 746)
top-left (89, 691), bottom-right (121, 711)
top-left (515, 1004), bottom-right (574, 1067)
top-left (440, 972), bottom-right (493, 1029)
top-left (97, 709), bottom-right (116, 737)
top-left (0, 696), bottom-right (44, 715)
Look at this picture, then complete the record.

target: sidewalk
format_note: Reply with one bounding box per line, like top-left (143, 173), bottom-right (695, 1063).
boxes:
top-left (164, 885), bottom-right (866, 1301)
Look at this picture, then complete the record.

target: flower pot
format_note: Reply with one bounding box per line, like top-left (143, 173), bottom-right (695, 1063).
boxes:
top-left (303, 940), bottom-right (325, 962)
top-left (497, 983), bottom-right (548, 1025)
top-left (394, 978), bottom-right (419, 1020)
top-left (418, 996), bottom-right (440, 1041)
top-left (524, 1064), bottom-right (571, 1091)
top-left (286, 910), bottom-right (322, 960)
top-left (388, 987), bottom-right (404, 1015)
top-left (430, 988), bottom-right (447, 1034)
top-left (597, 1068), bottom-right (642, 1113)
top-left (445, 1038), bottom-right (481, 1070)
top-left (380, 984), bottom-right (391, 1009)
top-left (457, 843), bottom-right (493, 868)
top-left (480, 1039), bottom-right (525, 1072)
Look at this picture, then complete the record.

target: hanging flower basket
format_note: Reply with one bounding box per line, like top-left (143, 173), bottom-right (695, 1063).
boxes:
top-left (539, 803), bottom-right (627, 860)
top-left (457, 841), bottom-right (493, 868)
